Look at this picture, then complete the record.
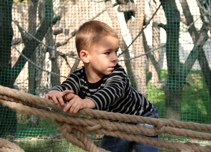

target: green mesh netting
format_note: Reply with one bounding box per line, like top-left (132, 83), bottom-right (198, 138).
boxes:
top-left (0, 0), bottom-right (211, 151)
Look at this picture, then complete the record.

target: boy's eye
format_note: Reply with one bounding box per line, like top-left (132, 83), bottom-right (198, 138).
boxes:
top-left (104, 52), bottom-right (110, 55)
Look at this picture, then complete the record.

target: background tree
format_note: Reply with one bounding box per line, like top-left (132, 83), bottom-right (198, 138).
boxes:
top-left (130, 0), bottom-right (148, 96)
top-left (179, 0), bottom-right (211, 114)
top-left (0, 0), bottom-right (58, 135)
top-left (107, 0), bottom-right (138, 89)
top-left (159, 0), bottom-right (209, 119)
top-left (160, 0), bottom-right (181, 119)
top-left (0, 0), bottom-right (17, 136)
top-left (195, 0), bottom-right (211, 97)
top-left (28, 0), bottom-right (39, 95)
top-left (116, 0), bottom-right (147, 94)
top-left (148, 0), bottom-right (161, 86)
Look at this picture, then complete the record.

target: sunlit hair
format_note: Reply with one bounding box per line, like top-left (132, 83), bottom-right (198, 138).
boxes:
top-left (75, 20), bottom-right (118, 56)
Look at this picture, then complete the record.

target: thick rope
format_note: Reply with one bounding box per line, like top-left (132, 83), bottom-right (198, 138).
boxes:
top-left (2, 100), bottom-right (211, 152)
top-left (0, 86), bottom-right (211, 152)
top-left (60, 124), bottom-right (108, 152)
top-left (0, 86), bottom-right (211, 132)
top-left (0, 138), bottom-right (24, 152)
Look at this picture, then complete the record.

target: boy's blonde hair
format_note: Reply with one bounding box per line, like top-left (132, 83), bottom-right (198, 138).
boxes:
top-left (75, 20), bottom-right (118, 56)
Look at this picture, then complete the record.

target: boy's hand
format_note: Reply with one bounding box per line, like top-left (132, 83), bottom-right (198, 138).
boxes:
top-left (63, 93), bottom-right (84, 114)
top-left (63, 93), bottom-right (96, 114)
top-left (45, 90), bottom-right (74, 106)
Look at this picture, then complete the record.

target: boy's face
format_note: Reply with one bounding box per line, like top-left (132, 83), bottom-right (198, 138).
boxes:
top-left (83, 35), bottom-right (119, 79)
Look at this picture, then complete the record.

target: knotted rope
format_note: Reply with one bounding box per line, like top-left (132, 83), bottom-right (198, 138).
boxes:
top-left (0, 138), bottom-right (24, 152)
top-left (0, 85), bottom-right (211, 152)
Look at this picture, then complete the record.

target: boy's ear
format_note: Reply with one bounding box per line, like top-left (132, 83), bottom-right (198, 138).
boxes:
top-left (80, 50), bottom-right (89, 63)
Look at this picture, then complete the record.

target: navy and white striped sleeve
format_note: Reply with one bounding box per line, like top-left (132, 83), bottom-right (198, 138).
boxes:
top-left (51, 73), bottom-right (80, 94)
top-left (87, 68), bottom-right (129, 110)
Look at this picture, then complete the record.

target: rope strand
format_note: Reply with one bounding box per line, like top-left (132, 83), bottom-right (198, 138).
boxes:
top-left (0, 86), bottom-right (211, 152)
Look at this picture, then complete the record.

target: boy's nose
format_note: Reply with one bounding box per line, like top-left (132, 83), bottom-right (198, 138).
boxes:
top-left (111, 52), bottom-right (118, 62)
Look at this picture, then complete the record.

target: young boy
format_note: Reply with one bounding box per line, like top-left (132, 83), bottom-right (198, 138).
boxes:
top-left (45, 20), bottom-right (159, 152)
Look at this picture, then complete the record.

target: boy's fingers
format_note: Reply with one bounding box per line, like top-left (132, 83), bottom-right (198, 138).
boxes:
top-left (71, 105), bottom-right (79, 114)
top-left (64, 93), bottom-right (74, 101)
top-left (63, 101), bottom-right (73, 112)
top-left (63, 90), bottom-right (74, 96)
top-left (69, 100), bottom-right (80, 114)
top-left (44, 94), bottom-right (50, 99)
top-left (51, 96), bottom-right (59, 104)
top-left (57, 96), bottom-right (65, 106)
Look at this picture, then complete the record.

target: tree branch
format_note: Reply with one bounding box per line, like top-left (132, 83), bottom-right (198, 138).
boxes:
top-left (10, 0), bottom-right (55, 84)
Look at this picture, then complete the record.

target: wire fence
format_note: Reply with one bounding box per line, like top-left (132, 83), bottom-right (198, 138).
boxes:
top-left (0, 0), bottom-right (211, 151)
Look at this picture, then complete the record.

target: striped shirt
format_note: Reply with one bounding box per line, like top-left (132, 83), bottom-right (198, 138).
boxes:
top-left (52, 64), bottom-right (153, 116)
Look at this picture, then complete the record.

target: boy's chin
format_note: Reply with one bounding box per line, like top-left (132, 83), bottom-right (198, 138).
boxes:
top-left (104, 71), bottom-right (113, 75)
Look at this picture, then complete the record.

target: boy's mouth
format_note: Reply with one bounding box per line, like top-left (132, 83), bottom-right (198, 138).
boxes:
top-left (109, 65), bottom-right (115, 69)
top-left (108, 66), bottom-right (115, 71)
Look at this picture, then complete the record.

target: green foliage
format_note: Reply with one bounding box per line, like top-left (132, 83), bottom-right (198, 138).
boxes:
top-left (148, 83), bottom-right (166, 118)
top-left (17, 138), bottom-right (84, 152)
top-left (159, 134), bottom-right (211, 152)
top-left (182, 71), bottom-right (211, 123)
top-left (16, 119), bottom-right (58, 138)
top-left (15, 117), bottom-right (85, 151)
top-left (148, 70), bottom-right (211, 123)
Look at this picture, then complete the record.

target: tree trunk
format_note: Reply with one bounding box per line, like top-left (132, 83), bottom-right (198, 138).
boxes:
top-left (40, 0), bottom-right (60, 87)
top-left (0, 1), bottom-right (13, 87)
top-left (9, 0), bottom-right (54, 85)
top-left (148, 0), bottom-right (161, 85)
top-left (125, 0), bottom-right (147, 95)
top-left (131, 0), bottom-right (147, 95)
top-left (180, 0), bottom-right (211, 97)
top-left (143, 33), bottom-right (161, 84)
top-left (160, 0), bottom-right (181, 119)
top-left (0, 0), bottom-right (17, 137)
top-left (28, 0), bottom-right (38, 95)
top-left (105, 0), bottom-right (137, 89)
top-left (180, 0), bottom-right (211, 113)
top-left (46, 29), bottom-right (61, 86)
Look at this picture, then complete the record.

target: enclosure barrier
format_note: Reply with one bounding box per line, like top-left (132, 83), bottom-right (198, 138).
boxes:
top-left (0, 85), bottom-right (211, 152)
